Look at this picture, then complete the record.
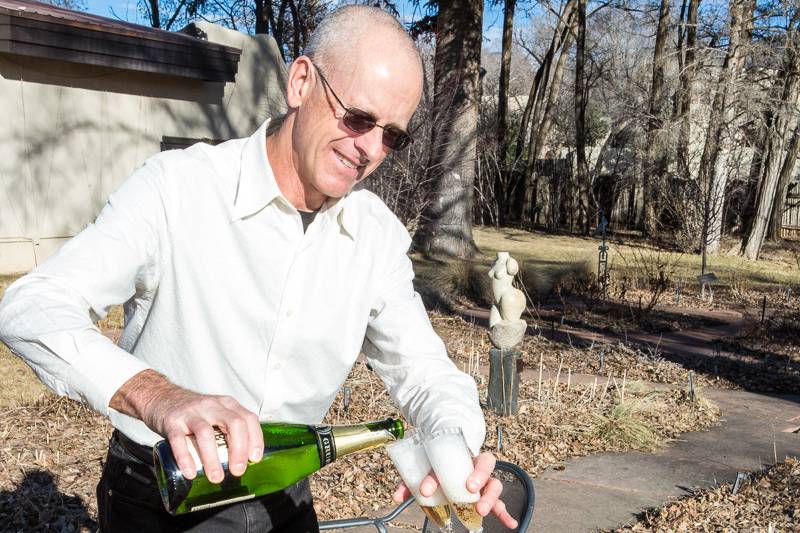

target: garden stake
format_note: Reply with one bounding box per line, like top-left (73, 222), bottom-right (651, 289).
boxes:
top-left (553, 358), bottom-right (563, 397)
top-left (688, 371), bottom-right (696, 401)
top-left (731, 472), bottom-right (747, 494)
top-left (342, 386), bottom-right (351, 415)
top-left (497, 426), bottom-right (503, 452)
top-left (599, 373), bottom-right (611, 404)
top-left (621, 370), bottom-right (627, 403)
top-left (599, 350), bottom-right (605, 372)
top-left (538, 353), bottom-right (543, 401)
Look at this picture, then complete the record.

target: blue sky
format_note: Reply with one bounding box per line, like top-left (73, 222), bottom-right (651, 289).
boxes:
top-left (83, 0), bottom-right (508, 52)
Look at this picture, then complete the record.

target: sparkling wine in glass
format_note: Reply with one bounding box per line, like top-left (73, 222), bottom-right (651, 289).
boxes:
top-left (386, 429), bottom-right (452, 531)
top-left (423, 427), bottom-right (483, 533)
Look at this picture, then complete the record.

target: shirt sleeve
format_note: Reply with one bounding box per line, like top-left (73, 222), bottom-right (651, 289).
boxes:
top-left (0, 159), bottom-right (168, 415)
top-left (363, 221), bottom-right (486, 455)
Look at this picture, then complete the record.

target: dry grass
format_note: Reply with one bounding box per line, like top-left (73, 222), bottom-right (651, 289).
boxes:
top-left (469, 227), bottom-right (800, 293)
top-left (611, 456), bottom-right (800, 532)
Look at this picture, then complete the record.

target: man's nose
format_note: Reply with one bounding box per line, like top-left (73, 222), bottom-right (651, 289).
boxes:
top-left (353, 126), bottom-right (385, 162)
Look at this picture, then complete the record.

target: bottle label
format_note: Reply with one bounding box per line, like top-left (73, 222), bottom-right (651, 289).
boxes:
top-left (190, 493), bottom-right (256, 512)
top-left (312, 425), bottom-right (337, 467)
top-left (186, 429), bottom-right (229, 470)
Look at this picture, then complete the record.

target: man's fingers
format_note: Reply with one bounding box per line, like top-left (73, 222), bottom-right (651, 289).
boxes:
top-left (467, 452), bottom-right (496, 493)
top-left (190, 422), bottom-right (225, 484)
top-left (393, 482), bottom-right (411, 504)
top-left (419, 472), bottom-right (439, 497)
top-left (243, 410), bottom-right (264, 463)
top-left (167, 431), bottom-right (196, 479)
top-left (477, 477), bottom-right (503, 515)
top-left (219, 412), bottom-right (249, 477)
top-left (491, 499), bottom-right (518, 529)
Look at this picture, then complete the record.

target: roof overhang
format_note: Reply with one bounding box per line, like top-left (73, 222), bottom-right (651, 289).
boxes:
top-left (0, 0), bottom-right (241, 82)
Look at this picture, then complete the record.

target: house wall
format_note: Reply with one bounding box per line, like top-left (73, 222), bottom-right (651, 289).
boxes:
top-left (0, 22), bottom-right (288, 274)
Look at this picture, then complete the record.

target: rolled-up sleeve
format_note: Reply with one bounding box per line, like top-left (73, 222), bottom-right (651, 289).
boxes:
top-left (0, 160), bottom-right (167, 415)
top-left (363, 223), bottom-right (486, 455)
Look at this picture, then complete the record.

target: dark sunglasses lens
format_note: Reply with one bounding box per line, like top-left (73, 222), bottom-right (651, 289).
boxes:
top-left (383, 128), bottom-right (411, 150)
top-left (343, 108), bottom-right (376, 133)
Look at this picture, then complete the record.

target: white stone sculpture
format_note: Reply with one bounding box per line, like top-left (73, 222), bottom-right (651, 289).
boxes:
top-left (488, 252), bottom-right (528, 350)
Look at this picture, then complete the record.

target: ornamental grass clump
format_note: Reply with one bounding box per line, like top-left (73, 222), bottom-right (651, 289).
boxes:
top-left (591, 398), bottom-right (662, 451)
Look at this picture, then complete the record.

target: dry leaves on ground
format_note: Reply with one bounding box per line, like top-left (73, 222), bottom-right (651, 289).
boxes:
top-left (312, 361), bottom-right (719, 521)
top-left (0, 361), bottom-right (720, 530)
top-left (0, 397), bottom-right (111, 532)
top-left (611, 457), bottom-right (800, 532)
top-left (429, 312), bottom-right (734, 390)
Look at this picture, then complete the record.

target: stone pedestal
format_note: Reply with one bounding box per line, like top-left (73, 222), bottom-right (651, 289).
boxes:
top-left (487, 348), bottom-right (521, 416)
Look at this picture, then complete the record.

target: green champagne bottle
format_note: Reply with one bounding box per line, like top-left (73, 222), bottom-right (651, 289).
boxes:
top-left (153, 418), bottom-right (404, 514)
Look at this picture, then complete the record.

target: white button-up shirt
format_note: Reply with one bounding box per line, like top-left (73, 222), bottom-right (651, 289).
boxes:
top-left (0, 119), bottom-right (485, 452)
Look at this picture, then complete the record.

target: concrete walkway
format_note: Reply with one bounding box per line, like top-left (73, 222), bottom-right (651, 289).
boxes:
top-left (532, 387), bottom-right (800, 531)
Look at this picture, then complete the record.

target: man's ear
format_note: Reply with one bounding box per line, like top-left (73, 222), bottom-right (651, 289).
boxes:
top-left (286, 56), bottom-right (314, 108)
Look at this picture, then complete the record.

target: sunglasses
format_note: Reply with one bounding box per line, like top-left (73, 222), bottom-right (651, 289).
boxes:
top-left (312, 63), bottom-right (413, 151)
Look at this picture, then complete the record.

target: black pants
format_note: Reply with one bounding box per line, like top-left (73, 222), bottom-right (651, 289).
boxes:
top-left (97, 432), bottom-right (319, 532)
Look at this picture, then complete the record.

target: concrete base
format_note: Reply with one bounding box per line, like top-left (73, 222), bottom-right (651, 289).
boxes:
top-left (488, 348), bottom-right (521, 416)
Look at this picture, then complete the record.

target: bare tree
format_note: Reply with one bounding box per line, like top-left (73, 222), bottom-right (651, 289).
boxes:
top-left (768, 122), bottom-right (800, 240)
top-left (642, 0), bottom-right (672, 236)
top-left (575, 0), bottom-right (592, 234)
top-left (741, 12), bottom-right (800, 259)
top-left (512, 0), bottom-right (578, 225)
top-left (673, 0), bottom-right (699, 181)
top-left (696, 0), bottom-right (753, 270)
top-left (412, 0), bottom-right (484, 258)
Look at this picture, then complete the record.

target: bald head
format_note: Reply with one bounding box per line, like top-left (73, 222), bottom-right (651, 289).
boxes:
top-left (304, 5), bottom-right (422, 81)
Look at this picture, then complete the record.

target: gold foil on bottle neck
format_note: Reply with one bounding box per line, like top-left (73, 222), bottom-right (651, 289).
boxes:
top-left (331, 424), bottom-right (397, 458)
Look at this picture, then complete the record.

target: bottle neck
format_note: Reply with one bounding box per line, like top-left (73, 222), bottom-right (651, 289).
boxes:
top-left (318, 419), bottom-right (404, 466)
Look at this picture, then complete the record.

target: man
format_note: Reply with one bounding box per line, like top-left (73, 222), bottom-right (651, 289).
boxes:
top-left (0, 6), bottom-right (517, 532)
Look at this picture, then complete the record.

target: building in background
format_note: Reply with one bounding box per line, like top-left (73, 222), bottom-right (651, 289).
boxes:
top-left (0, 0), bottom-right (287, 273)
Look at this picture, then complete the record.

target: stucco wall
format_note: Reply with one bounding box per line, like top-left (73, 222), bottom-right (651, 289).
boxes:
top-left (0, 22), bottom-right (288, 274)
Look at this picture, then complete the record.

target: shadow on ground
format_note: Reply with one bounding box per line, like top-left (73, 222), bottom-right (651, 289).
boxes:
top-left (0, 469), bottom-right (97, 531)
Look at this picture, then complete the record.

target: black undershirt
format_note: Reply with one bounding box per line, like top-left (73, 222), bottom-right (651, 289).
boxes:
top-left (299, 209), bottom-right (318, 233)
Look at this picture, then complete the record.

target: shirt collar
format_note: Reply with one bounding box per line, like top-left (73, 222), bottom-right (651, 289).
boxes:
top-left (232, 119), bottom-right (283, 221)
top-left (231, 118), bottom-right (357, 239)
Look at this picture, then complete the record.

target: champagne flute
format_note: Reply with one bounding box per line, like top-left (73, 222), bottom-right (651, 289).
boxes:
top-left (386, 429), bottom-right (452, 531)
top-left (423, 427), bottom-right (483, 533)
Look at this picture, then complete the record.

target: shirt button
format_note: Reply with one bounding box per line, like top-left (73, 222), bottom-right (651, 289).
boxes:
top-left (285, 309), bottom-right (293, 317)
top-left (270, 361), bottom-right (282, 370)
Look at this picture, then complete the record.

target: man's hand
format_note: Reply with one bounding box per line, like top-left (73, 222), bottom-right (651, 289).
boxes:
top-left (109, 369), bottom-right (263, 483)
top-left (392, 452), bottom-right (518, 529)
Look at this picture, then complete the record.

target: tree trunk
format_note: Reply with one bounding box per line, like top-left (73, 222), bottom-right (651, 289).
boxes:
top-left (674, 0), bottom-right (699, 180)
top-left (575, 0), bottom-right (590, 235)
top-left (510, 0), bottom-right (577, 222)
top-left (495, 0), bottom-right (516, 225)
top-left (148, 0), bottom-right (161, 28)
top-left (741, 29), bottom-right (800, 259)
top-left (255, 0), bottom-right (267, 33)
top-left (521, 17), bottom-right (576, 226)
top-left (642, 0), bottom-right (671, 236)
top-left (768, 123), bottom-right (800, 240)
top-left (697, 0), bottom-right (751, 256)
top-left (412, 0), bottom-right (483, 259)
